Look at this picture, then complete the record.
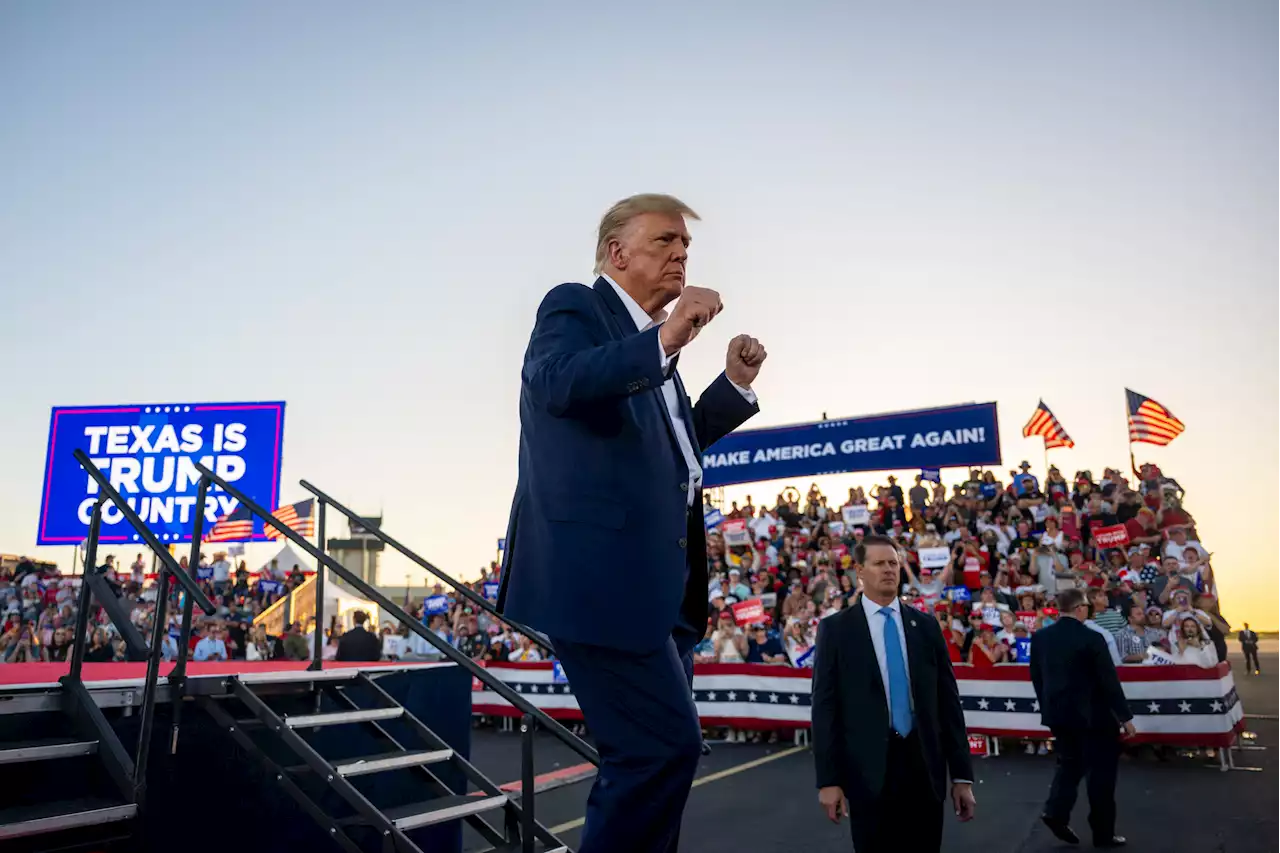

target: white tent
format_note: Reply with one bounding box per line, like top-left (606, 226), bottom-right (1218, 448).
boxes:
top-left (258, 543), bottom-right (313, 578)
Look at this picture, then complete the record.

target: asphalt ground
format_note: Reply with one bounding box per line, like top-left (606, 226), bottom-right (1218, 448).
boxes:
top-left (463, 643), bottom-right (1278, 852)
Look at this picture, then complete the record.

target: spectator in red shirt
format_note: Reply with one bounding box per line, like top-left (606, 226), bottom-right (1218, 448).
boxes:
top-left (1123, 508), bottom-right (1162, 549)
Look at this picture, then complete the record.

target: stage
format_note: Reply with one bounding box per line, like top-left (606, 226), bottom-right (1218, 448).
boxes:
top-left (0, 659), bottom-right (476, 853)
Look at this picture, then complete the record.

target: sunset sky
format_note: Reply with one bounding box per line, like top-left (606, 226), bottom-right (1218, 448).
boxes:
top-left (1, 2), bottom-right (1275, 627)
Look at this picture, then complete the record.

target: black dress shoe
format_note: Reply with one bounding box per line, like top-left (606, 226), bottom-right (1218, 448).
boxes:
top-left (1040, 815), bottom-right (1080, 844)
top-left (1094, 836), bottom-right (1127, 848)
top-left (700, 740), bottom-right (712, 756)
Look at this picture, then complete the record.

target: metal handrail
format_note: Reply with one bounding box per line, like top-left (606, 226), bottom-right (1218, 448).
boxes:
top-left (194, 463), bottom-right (600, 767)
top-left (73, 449), bottom-right (218, 807)
top-left (299, 479), bottom-right (553, 654)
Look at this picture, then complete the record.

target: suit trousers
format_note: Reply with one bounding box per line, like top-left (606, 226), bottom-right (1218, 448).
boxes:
top-left (549, 613), bottom-right (702, 853)
top-left (1044, 727), bottom-right (1120, 842)
top-left (848, 731), bottom-right (943, 853)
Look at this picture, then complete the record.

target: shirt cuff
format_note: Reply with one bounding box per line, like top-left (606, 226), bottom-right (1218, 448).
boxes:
top-left (657, 325), bottom-right (676, 372)
top-left (953, 779), bottom-right (973, 785)
top-left (729, 378), bottom-right (757, 405)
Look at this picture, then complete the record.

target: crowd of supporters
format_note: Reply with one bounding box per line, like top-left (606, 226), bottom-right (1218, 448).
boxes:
top-left (0, 461), bottom-right (1248, 681)
top-left (696, 461), bottom-right (1238, 674)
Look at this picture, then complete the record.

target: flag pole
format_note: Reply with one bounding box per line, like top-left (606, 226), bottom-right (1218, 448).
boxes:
top-left (1125, 389), bottom-right (1138, 480)
top-left (1043, 442), bottom-right (1049, 480)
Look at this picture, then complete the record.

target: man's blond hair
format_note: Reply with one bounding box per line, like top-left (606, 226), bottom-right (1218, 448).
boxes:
top-left (594, 193), bottom-right (700, 275)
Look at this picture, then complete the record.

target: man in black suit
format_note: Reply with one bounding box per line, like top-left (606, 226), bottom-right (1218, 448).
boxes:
top-left (812, 534), bottom-right (976, 852)
top-left (1030, 587), bottom-right (1136, 848)
top-left (335, 610), bottom-right (382, 662)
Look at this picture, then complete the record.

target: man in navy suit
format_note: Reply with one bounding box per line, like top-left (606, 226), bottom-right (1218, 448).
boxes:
top-left (498, 193), bottom-right (766, 853)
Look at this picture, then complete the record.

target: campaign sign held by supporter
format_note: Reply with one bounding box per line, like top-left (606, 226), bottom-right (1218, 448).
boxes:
top-left (1016, 610), bottom-right (1038, 631)
top-left (424, 595), bottom-right (450, 615)
top-left (1093, 524), bottom-right (1130, 548)
top-left (38, 401), bottom-right (286, 546)
top-left (703, 507), bottom-right (724, 530)
top-left (722, 519), bottom-right (750, 546)
top-left (842, 505), bottom-right (870, 526)
top-left (919, 546), bottom-right (951, 569)
top-left (259, 579), bottom-right (283, 597)
top-left (732, 599), bottom-right (765, 626)
top-left (827, 520), bottom-right (845, 537)
top-left (921, 467), bottom-right (942, 484)
top-left (943, 585), bottom-right (971, 602)
top-left (483, 582), bottom-right (500, 602)
top-left (552, 662), bottom-right (569, 684)
top-left (700, 402), bottom-right (1001, 487)
top-left (967, 734), bottom-right (990, 757)
top-left (1012, 637), bottom-right (1032, 662)
top-left (1060, 507), bottom-right (1081, 541)
top-left (794, 645), bottom-right (816, 668)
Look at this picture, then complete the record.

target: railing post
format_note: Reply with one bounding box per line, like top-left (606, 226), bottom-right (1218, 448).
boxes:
top-left (169, 476), bottom-right (209, 753)
top-left (309, 500), bottom-right (326, 671)
top-left (521, 713), bottom-right (535, 853)
top-left (68, 499), bottom-right (104, 683)
top-left (133, 549), bottom-right (174, 807)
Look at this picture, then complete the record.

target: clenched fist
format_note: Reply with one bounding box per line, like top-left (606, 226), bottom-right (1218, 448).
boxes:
top-left (726, 334), bottom-right (767, 388)
top-left (659, 286), bottom-right (722, 355)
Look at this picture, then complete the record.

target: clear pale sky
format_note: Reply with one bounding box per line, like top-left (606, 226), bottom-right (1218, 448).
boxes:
top-left (1, 2), bottom-right (1275, 628)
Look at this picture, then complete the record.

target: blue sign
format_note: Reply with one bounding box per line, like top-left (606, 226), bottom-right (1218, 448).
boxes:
top-left (943, 586), bottom-right (972, 602)
top-left (920, 467), bottom-right (941, 484)
top-left (37, 401), bottom-right (286, 546)
top-left (701, 403), bottom-right (1001, 488)
top-left (424, 595), bottom-right (450, 615)
top-left (703, 508), bottom-right (724, 530)
top-left (552, 661), bottom-right (569, 684)
top-left (497, 538), bottom-right (506, 551)
top-left (1013, 637), bottom-right (1032, 663)
top-left (259, 580), bottom-right (283, 597)
top-left (483, 582), bottom-right (500, 602)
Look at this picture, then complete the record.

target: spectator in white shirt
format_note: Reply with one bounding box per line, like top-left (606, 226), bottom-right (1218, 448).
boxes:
top-left (1168, 615), bottom-right (1218, 667)
top-left (507, 634), bottom-right (543, 662)
top-left (193, 624), bottom-right (228, 662)
top-left (1039, 517), bottom-right (1065, 550)
top-left (1162, 527), bottom-right (1207, 569)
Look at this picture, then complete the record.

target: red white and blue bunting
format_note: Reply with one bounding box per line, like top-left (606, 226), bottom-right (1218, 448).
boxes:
top-left (473, 661), bottom-right (1245, 746)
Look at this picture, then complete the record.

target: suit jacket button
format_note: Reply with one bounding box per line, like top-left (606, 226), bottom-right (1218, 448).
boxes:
top-left (678, 537), bottom-right (688, 549)
top-left (639, 377), bottom-right (649, 387)
top-left (679, 482), bottom-right (689, 492)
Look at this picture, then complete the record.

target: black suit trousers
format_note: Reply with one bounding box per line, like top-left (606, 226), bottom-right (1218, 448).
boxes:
top-left (1044, 728), bottom-right (1120, 842)
top-left (848, 731), bottom-right (943, 853)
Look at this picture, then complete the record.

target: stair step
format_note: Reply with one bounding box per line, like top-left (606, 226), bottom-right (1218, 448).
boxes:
top-left (283, 707), bottom-right (403, 728)
top-left (384, 793), bottom-right (509, 830)
top-left (334, 748), bottom-right (454, 777)
top-left (237, 668), bottom-right (360, 685)
top-left (477, 845), bottom-right (569, 853)
top-left (0, 798), bottom-right (136, 841)
top-left (0, 738), bottom-right (98, 765)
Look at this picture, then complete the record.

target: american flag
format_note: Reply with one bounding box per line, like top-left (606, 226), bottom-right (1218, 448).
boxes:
top-left (1127, 389), bottom-right (1185, 446)
top-left (1021, 400), bottom-right (1074, 450)
top-left (264, 499), bottom-right (316, 540)
top-left (204, 504), bottom-right (254, 542)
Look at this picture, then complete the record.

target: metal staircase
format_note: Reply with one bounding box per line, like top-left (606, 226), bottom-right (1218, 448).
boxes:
top-left (188, 462), bottom-right (594, 853)
top-left (199, 668), bottom-right (566, 852)
top-left (0, 456), bottom-right (217, 850)
top-left (3, 449), bottom-right (594, 852)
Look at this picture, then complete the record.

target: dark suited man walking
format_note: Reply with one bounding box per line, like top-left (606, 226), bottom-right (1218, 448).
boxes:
top-left (1030, 587), bottom-right (1136, 848)
top-left (498, 194), bottom-right (766, 853)
top-left (335, 610), bottom-right (382, 662)
top-left (811, 535), bottom-right (976, 852)
top-left (1238, 622), bottom-right (1260, 674)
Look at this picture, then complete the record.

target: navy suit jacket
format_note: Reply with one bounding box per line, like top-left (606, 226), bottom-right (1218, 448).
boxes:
top-left (497, 277), bottom-right (759, 653)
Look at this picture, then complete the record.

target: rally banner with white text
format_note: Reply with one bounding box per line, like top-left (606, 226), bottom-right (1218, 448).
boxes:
top-left (701, 403), bottom-right (1002, 488)
top-left (38, 401), bottom-right (286, 546)
top-left (473, 661), bottom-right (1246, 745)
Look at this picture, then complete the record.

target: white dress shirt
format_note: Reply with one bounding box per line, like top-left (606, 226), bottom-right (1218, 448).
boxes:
top-left (1085, 619), bottom-right (1123, 666)
top-left (600, 275), bottom-right (757, 508)
top-left (859, 594), bottom-right (971, 783)
top-left (860, 594), bottom-right (913, 718)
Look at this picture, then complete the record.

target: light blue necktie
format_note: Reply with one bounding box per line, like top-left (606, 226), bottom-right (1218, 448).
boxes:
top-left (879, 606), bottom-right (914, 736)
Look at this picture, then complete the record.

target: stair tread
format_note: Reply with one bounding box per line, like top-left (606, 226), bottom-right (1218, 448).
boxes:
top-left (284, 707), bottom-right (403, 728)
top-left (383, 793), bottom-right (509, 829)
top-left (0, 737), bottom-right (98, 765)
top-left (0, 797), bottom-right (135, 839)
top-left (476, 845), bottom-right (569, 853)
top-left (333, 747), bottom-right (453, 775)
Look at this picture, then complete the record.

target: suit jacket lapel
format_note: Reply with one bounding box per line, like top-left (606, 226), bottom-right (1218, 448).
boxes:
top-left (850, 603), bottom-right (889, 725)
top-left (591, 278), bottom-right (687, 462)
top-left (901, 606), bottom-right (928, 709)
